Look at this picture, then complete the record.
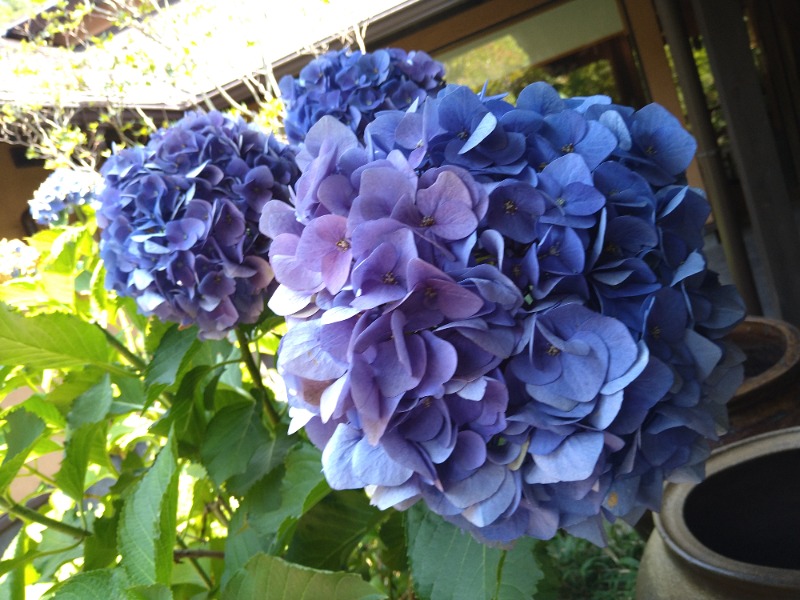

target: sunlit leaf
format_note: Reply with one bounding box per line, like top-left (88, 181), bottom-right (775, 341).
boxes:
top-left (118, 431), bottom-right (179, 586)
top-left (67, 374), bottom-right (112, 429)
top-left (44, 568), bottom-right (127, 599)
top-left (0, 303), bottom-right (110, 370)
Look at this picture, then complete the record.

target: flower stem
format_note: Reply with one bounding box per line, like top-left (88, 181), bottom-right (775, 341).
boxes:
top-left (176, 537), bottom-right (214, 588)
top-left (235, 328), bottom-right (280, 431)
top-left (96, 323), bottom-right (147, 371)
top-left (0, 496), bottom-right (90, 539)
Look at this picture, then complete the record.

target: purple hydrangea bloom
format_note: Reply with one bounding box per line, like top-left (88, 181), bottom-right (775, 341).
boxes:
top-left (269, 76), bottom-right (745, 546)
top-left (29, 168), bottom-right (103, 226)
top-left (279, 47), bottom-right (445, 146)
top-left (98, 110), bottom-right (299, 339)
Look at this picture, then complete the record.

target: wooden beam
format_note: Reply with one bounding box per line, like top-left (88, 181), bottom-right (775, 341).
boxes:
top-left (693, 0), bottom-right (800, 325)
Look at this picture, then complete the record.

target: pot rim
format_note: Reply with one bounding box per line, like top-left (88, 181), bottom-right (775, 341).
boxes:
top-left (730, 316), bottom-right (800, 402)
top-left (654, 426), bottom-right (800, 589)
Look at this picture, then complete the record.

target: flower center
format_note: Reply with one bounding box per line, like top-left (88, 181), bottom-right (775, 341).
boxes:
top-left (420, 215), bottom-right (435, 227)
top-left (336, 238), bottom-right (351, 251)
top-left (382, 271), bottom-right (398, 285)
top-left (651, 325), bottom-right (662, 340)
top-left (547, 344), bottom-right (561, 356)
top-left (556, 197), bottom-right (567, 207)
top-left (561, 142), bottom-right (575, 153)
top-left (503, 199), bottom-right (518, 215)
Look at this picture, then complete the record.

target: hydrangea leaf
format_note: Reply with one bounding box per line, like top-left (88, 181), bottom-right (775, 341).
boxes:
top-left (222, 553), bottom-right (386, 600)
top-left (247, 443), bottom-right (330, 535)
top-left (200, 401), bottom-right (269, 486)
top-left (55, 421), bottom-right (107, 502)
top-left (118, 430), bottom-right (179, 587)
top-left (284, 489), bottom-right (384, 571)
top-left (0, 408), bottom-right (46, 493)
top-left (0, 303), bottom-right (110, 370)
top-left (67, 374), bottom-right (112, 429)
top-left (406, 504), bottom-right (543, 600)
top-left (41, 568), bottom-right (127, 599)
top-left (143, 324), bottom-right (201, 404)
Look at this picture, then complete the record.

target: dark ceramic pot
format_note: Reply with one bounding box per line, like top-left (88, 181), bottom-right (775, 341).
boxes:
top-left (636, 426), bottom-right (800, 599)
top-left (719, 316), bottom-right (800, 446)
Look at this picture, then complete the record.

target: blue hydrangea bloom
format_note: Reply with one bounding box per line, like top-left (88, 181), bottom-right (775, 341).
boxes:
top-left (279, 47), bottom-right (445, 146)
top-left (268, 77), bottom-right (745, 546)
top-left (29, 168), bottom-right (103, 226)
top-left (98, 110), bottom-right (299, 339)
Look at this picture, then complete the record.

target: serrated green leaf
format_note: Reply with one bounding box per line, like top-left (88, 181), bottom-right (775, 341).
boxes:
top-left (55, 421), bottom-right (107, 501)
top-left (110, 372), bottom-right (146, 413)
top-left (0, 279), bottom-right (52, 308)
top-left (90, 257), bottom-right (108, 313)
top-left (225, 428), bottom-right (295, 497)
top-left (118, 431), bottom-right (179, 586)
top-left (496, 538), bottom-right (544, 600)
top-left (0, 409), bottom-right (46, 492)
top-left (406, 506), bottom-right (496, 600)
top-left (40, 367), bottom-right (108, 413)
top-left (246, 443), bottom-right (329, 535)
top-left (44, 568), bottom-right (126, 599)
top-left (0, 303), bottom-right (110, 370)
top-left (67, 374), bottom-right (112, 428)
top-left (13, 395), bottom-right (66, 428)
top-left (221, 504), bottom-right (275, 590)
top-left (199, 401), bottom-right (267, 486)
top-left (377, 511), bottom-right (407, 573)
top-left (127, 583), bottom-right (173, 600)
top-left (222, 553), bottom-right (386, 600)
top-left (38, 272), bottom-right (78, 308)
top-left (285, 489), bottom-right (383, 571)
top-left (150, 365), bottom-right (211, 447)
top-left (84, 512), bottom-right (119, 570)
top-left (405, 505), bottom-right (543, 600)
top-left (144, 324), bottom-right (200, 404)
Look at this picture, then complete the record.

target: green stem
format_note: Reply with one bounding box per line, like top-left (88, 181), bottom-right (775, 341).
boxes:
top-left (235, 328), bottom-right (280, 431)
top-left (176, 537), bottom-right (214, 588)
top-left (0, 496), bottom-right (90, 539)
top-left (21, 464), bottom-right (59, 488)
top-left (96, 324), bottom-right (147, 371)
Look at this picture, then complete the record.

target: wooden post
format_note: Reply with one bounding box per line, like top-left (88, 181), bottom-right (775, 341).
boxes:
top-left (692, 0), bottom-right (800, 326)
top-left (653, 0), bottom-right (762, 315)
top-left (616, 0), bottom-right (703, 189)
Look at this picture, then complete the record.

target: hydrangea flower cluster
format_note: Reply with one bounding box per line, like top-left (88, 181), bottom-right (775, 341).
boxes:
top-left (29, 168), bottom-right (102, 226)
top-left (266, 81), bottom-right (745, 544)
top-left (279, 47), bottom-right (445, 146)
top-left (0, 238), bottom-right (39, 283)
top-left (98, 110), bottom-right (299, 339)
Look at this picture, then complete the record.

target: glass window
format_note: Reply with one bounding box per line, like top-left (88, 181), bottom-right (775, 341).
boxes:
top-left (436, 0), bottom-right (644, 105)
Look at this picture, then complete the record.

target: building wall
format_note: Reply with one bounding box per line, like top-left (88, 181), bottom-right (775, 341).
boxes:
top-left (0, 142), bottom-right (48, 240)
